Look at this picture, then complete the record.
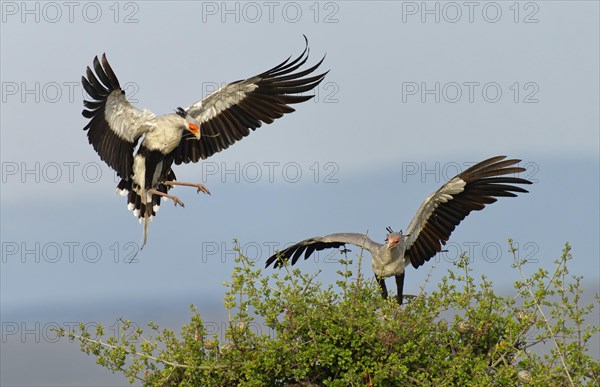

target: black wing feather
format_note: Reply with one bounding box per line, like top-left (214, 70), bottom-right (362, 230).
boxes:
top-left (406, 156), bottom-right (532, 268)
top-left (171, 38), bottom-right (328, 164)
top-left (81, 54), bottom-right (138, 178)
top-left (266, 239), bottom-right (346, 269)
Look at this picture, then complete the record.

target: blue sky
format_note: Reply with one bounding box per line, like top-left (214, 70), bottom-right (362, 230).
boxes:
top-left (1, 1), bottom-right (599, 385)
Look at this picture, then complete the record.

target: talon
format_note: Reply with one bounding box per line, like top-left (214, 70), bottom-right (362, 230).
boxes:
top-left (163, 181), bottom-right (210, 196)
top-left (197, 186), bottom-right (211, 195)
top-left (148, 188), bottom-right (185, 208)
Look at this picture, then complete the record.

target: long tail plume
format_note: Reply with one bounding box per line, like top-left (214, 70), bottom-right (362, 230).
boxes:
top-left (142, 216), bottom-right (149, 249)
top-left (140, 189), bottom-right (151, 250)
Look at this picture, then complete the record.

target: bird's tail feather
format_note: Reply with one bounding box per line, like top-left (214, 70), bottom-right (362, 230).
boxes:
top-left (116, 178), bottom-right (172, 248)
top-left (141, 199), bottom-right (150, 250)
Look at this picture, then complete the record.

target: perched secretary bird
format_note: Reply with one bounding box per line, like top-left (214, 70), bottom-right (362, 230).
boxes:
top-left (81, 37), bottom-right (326, 246)
top-left (266, 156), bottom-right (532, 304)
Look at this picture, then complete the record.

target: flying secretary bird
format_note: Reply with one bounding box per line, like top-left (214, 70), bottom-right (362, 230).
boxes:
top-left (266, 156), bottom-right (532, 304)
top-left (81, 37), bottom-right (326, 246)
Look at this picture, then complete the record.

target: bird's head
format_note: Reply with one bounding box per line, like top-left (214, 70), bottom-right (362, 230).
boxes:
top-left (384, 227), bottom-right (406, 249)
top-left (176, 107), bottom-right (201, 140)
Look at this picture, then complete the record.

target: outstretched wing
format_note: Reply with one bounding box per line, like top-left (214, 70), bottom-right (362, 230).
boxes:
top-left (265, 233), bottom-right (378, 268)
top-left (404, 156), bottom-right (532, 268)
top-left (81, 54), bottom-right (154, 178)
top-left (171, 36), bottom-right (327, 164)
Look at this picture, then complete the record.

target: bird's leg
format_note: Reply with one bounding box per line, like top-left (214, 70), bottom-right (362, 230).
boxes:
top-left (163, 181), bottom-right (211, 195)
top-left (148, 188), bottom-right (185, 207)
top-left (376, 275), bottom-right (388, 300)
top-left (395, 272), bottom-right (406, 305)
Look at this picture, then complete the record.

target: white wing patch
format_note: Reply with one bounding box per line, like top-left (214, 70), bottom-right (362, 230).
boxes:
top-left (105, 91), bottom-right (155, 142)
top-left (441, 177), bottom-right (467, 196)
top-left (405, 177), bottom-right (466, 245)
top-left (186, 80), bottom-right (259, 123)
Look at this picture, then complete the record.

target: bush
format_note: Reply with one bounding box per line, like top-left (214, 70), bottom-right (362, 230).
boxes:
top-left (57, 241), bottom-right (599, 386)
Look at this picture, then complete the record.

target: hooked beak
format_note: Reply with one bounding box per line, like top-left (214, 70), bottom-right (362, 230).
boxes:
top-left (187, 122), bottom-right (200, 139)
top-left (388, 237), bottom-right (400, 248)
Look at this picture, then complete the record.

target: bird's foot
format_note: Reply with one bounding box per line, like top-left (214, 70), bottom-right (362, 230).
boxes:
top-left (148, 188), bottom-right (185, 207)
top-left (194, 184), bottom-right (210, 195)
top-left (163, 181), bottom-right (211, 195)
top-left (171, 196), bottom-right (185, 207)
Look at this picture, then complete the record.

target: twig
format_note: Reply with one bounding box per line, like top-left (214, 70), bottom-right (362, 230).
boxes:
top-left (69, 332), bottom-right (191, 369)
top-left (301, 270), bottom-right (322, 295)
top-left (510, 244), bottom-right (575, 387)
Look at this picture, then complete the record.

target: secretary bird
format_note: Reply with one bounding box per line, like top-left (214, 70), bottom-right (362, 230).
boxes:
top-left (265, 156), bottom-right (532, 304)
top-left (81, 37), bottom-right (327, 246)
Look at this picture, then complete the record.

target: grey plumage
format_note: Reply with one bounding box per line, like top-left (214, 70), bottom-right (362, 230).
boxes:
top-left (265, 156), bottom-right (532, 304)
top-left (81, 37), bottom-right (327, 246)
